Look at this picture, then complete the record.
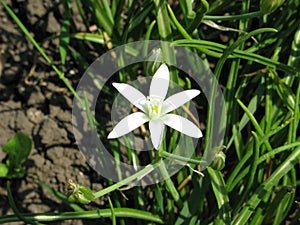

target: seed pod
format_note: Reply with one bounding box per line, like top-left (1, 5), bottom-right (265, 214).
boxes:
top-left (67, 179), bottom-right (95, 204)
top-left (260, 0), bottom-right (286, 14)
top-left (210, 151), bottom-right (226, 170)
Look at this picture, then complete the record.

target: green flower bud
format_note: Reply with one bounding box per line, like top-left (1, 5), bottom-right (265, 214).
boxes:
top-left (210, 151), bottom-right (226, 170)
top-left (260, 0), bottom-right (286, 14)
top-left (66, 179), bottom-right (95, 204)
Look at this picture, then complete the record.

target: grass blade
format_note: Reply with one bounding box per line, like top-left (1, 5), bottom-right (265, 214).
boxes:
top-left (233, 146), bottom-right (300, 224)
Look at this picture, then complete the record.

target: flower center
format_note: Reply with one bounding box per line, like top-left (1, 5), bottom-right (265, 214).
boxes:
top-left (145, 96), bottom-right (163, 120)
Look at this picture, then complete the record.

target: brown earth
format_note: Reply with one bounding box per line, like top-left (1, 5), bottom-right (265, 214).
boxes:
top-left (0, 1), bottom-right (107, 224)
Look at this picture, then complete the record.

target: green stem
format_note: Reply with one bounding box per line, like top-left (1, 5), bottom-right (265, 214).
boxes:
top-left (203, 11), bottom-right (262, 21)
top-left (167, 4), bottom-right (192, 40)
top-left (159, 151), bottom-right (208, 166)
top-left (7, 181), bottom-right (41, 225)
top-left (0, 208), bottom-right (164, 224)
top-left (157, 158), bottom-right (183, 208)
top-left (93, 161), bottom-right (160, 199)
top-left (108, 197), bottom-right (116, 225)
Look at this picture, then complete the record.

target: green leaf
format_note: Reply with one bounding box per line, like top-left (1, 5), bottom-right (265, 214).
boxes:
top-left (207, 168), bottom-right (231, 224)
top-left (260, 0), bottom-right (286, 15)
top-left (233, 147), bottom-right (300, 224)
top-left (71, 32), bottom-right (105, 44)
top-left (0, 163), bottom-right (8, 177)
top-left (2, 132), bottom-right (32, 178)
top-left (172, 39), bottom-right (300, 74)
top-left (59, 0), bottom-right (72, 72)
top-left (86, 0), bottom-right (114, 36)
top-left (154, 184), bottom-right (164, 214)
top-left (186, 0), bottom-right (209, 33)
top-left (154, 0), bottom-right (178, 82)
top-left (179, 0), bottom-right (195, 20)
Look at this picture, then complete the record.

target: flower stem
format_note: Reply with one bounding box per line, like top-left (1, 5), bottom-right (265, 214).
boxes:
top-left (159, 151), bottom-right (208, 167)
top-left (93, 160), bottom-right (160, 199)
top-left (157, 158), bottom-right (183, 209)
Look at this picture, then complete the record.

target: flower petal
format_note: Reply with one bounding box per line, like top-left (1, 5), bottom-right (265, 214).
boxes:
top-left (149, 64), bottom-right (169, 100)
top-left (162, 89), bottom-right (200, 114)
top-left (161, 114), bottom-right (202, 138)
top-left (112, 83), bottom-right (146, 112)
top-left (149, 120), bottom-right (165, 150)
top-left (108, 112), bottom-right (149, 139)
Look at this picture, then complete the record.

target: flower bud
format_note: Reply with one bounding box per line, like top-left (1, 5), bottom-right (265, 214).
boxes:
top-left (66, 179), bottom-right (95, 204)
top-left (210, 151), bottom-right (226, 170)
top-left (260, 0), bottom-right (286, 14)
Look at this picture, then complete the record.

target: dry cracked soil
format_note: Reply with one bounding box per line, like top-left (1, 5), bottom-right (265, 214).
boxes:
top-left (0, 1), bottom-right (108, 224)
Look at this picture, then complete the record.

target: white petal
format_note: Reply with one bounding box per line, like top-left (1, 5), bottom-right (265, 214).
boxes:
top-left (161, 114), bottom-right (202, 138)
top-left (162, 89), bottom-right (200, 114)
top-left (149, 120), bottom-right (165, 150)
top-left (108, 112), bottom-right (149, 139)
top-left (112, 83), bottom-right (146, 111)
top-left (149, 64), bottom-right (169, 100)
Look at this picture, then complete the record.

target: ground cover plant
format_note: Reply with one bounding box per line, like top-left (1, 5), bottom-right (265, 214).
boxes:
top-left (0, 0), bottom-right (299, 224)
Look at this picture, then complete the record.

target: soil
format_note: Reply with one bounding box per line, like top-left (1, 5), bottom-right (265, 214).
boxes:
top-left (0, 1), bottom-right (106, 224)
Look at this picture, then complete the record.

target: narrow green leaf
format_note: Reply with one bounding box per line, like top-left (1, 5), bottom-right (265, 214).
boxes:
top-left (258, 142), bottom-right (300, 164)
top-left (260, 0), bottom-right (286, 14)
top-left (74, 0), bottom-right (89, 30)
top-left (233, 147), bottom-right (300, 224)
top-left (237, 99), bottom-right (273, 152)
top-left (154, 0), bottom-right (178, 82)
top-left (270, 70), bottom-right (296, 113)
top-left (285, 24), bottom-right (300, 85)
top-left (186, 0), bottom-right (209, 33)
top-left (157, 158), bottom-right (183, 208)
top-left (0, 208), bottom-right (165, 224)
top-left (167, 4), bottom-right (191, 40)
top-left (71, 33), bottom-right (105, 44)
top-left (172, 40), bottom-right (300, 74)
top-left (214, 28), bottom-right (277, 80)
top-left (100, 0), bottom-right (114, 24)
top-left (203, 11), bottom-right (262, 21)
top-left (227, 83), bottom-right (265, 148)
top-left (175, 175), bottom-right (209, 225)
top-left (154, 184), bottom-right (164, 214)
top-left (127, 1), bottom-right (154, 35)
top-left (86, 0), bottom-right (114, 36)
top-left (59, 0), bottom-right (72, 72)
top-left (179, 0), bottom-right (195, 21)
top-left (207, 168), bottom-right (231, 224)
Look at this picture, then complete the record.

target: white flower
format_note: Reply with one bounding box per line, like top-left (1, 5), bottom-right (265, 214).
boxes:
top-left (108, 64), bottom-right (203, 150)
